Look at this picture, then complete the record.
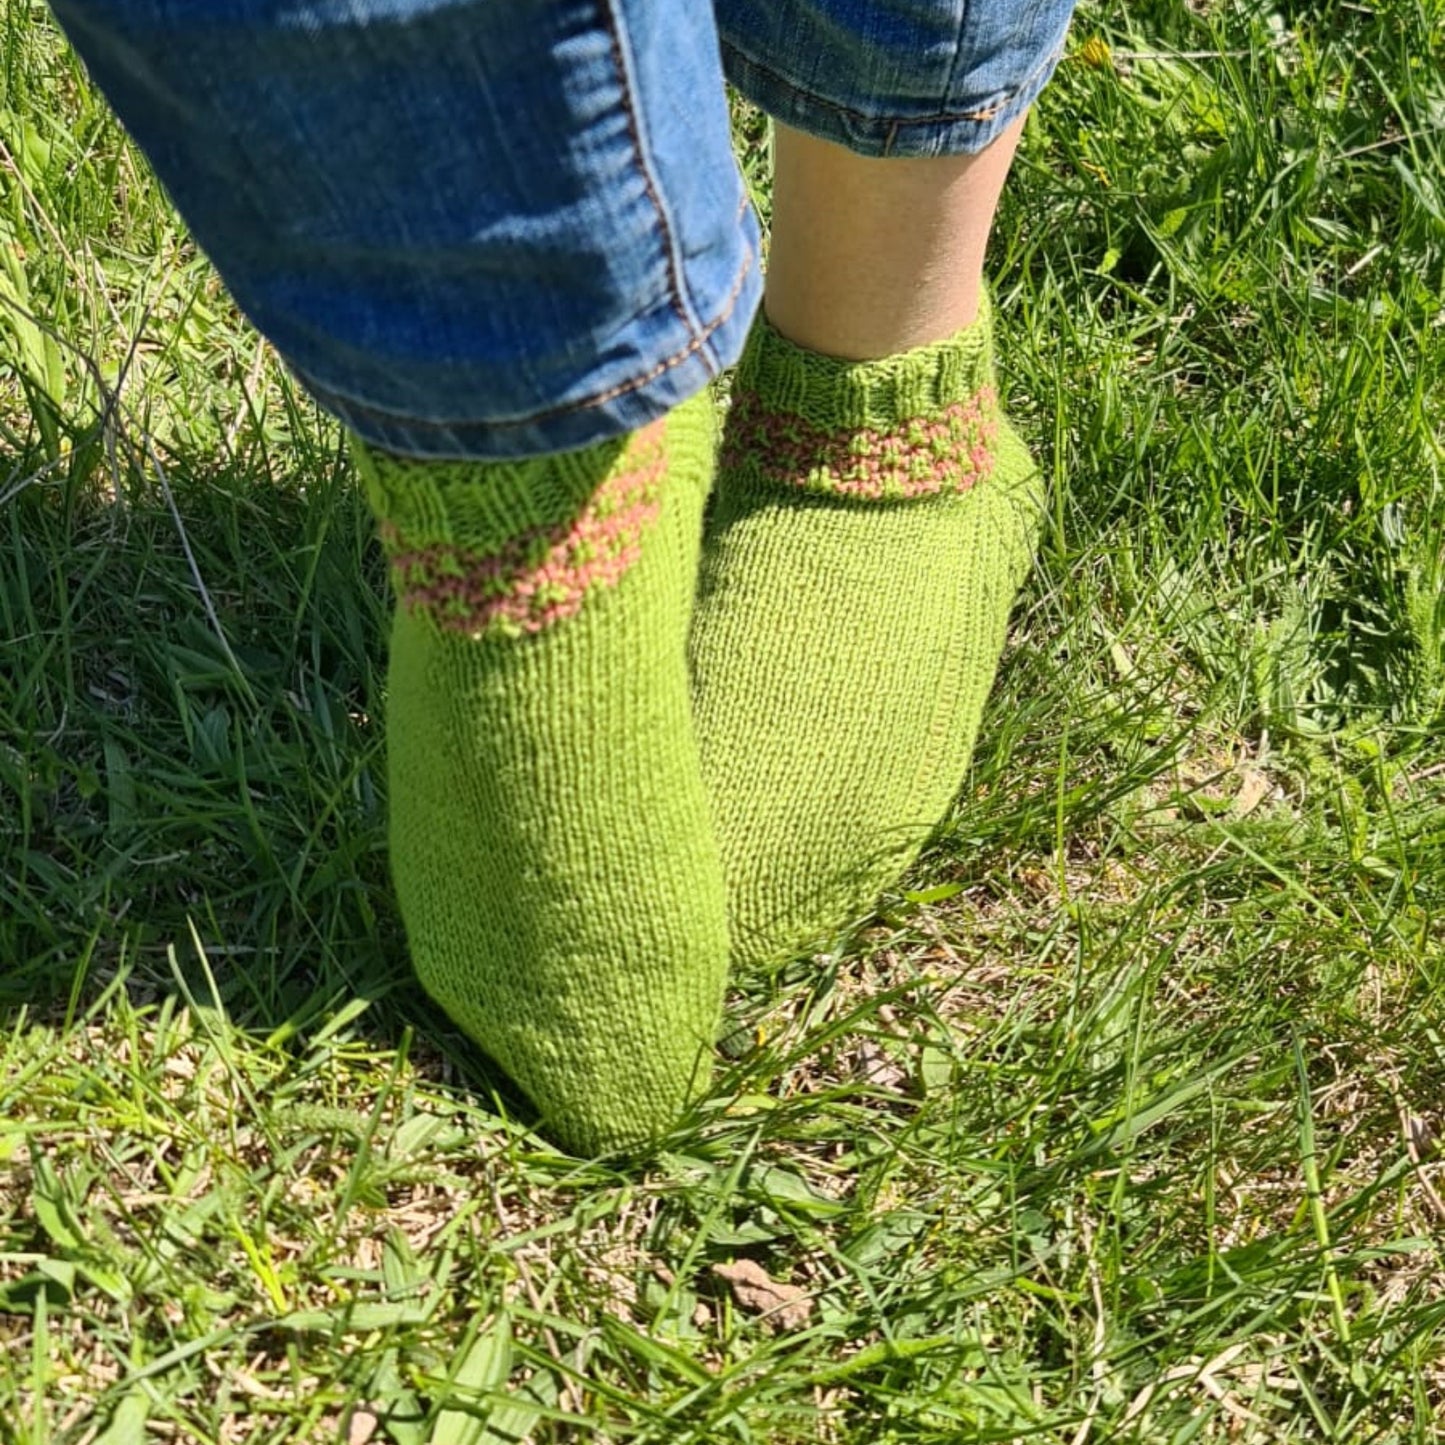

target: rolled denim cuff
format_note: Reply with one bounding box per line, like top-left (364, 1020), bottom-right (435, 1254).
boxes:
top-left (718, 0), bottom-right (1078, 158)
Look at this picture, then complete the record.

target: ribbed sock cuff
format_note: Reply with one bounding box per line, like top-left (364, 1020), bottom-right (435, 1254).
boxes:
top-left (355, 395), bottom-right (715, 639)
top-left (354, 426), bottom-right (656, 553)
top-left (722, 300), bottom-right (1001, 502)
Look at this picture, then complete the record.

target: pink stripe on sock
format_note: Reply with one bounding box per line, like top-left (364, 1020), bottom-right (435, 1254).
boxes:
top-left (722, 387), bottom-right (998, 500)
top-left (380, 424), bottom-right (666, 637)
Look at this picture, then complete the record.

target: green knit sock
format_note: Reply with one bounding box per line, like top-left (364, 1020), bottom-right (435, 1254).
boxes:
top-left (690, 304), bottom-right (1042, 966)
top-left (356, 393), bottom-right (728, 1157)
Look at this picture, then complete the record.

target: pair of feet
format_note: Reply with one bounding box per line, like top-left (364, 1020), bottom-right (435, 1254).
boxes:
top-left (355, 307), bottom-right (1042, 1156)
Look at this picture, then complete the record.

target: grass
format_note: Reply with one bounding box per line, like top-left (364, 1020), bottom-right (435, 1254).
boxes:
top-left (1, 0), bottom-right (1443, 1439)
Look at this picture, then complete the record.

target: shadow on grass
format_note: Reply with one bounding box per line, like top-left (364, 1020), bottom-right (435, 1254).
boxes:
top-left (0, 431), bottom-right (548, 1129)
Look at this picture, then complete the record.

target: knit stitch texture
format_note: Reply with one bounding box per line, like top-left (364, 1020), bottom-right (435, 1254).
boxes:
top-left (690, 304), bottom-right (1042, 966)
top-left (357, 392), bottom-right (729, 1156)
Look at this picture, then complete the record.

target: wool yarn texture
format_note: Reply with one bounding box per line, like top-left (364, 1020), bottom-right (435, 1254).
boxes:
top-left (356, 392), bottom-right (729, 1157)
top-left (690, 304), bottom-right (1043, 966)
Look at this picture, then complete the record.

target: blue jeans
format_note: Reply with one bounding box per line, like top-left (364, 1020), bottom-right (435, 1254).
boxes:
top-left (51, 0), bottom-right (1076, 460)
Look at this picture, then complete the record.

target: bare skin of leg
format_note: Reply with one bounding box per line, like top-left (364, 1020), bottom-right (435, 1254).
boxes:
top-left (763, 114), bottom-right (1028, 361)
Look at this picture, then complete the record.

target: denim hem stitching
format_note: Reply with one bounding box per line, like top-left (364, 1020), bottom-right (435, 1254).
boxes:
top-left (301, 244), bottom-right (756, 434)
top-left (720, 38), bottom-right (1065, 132)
